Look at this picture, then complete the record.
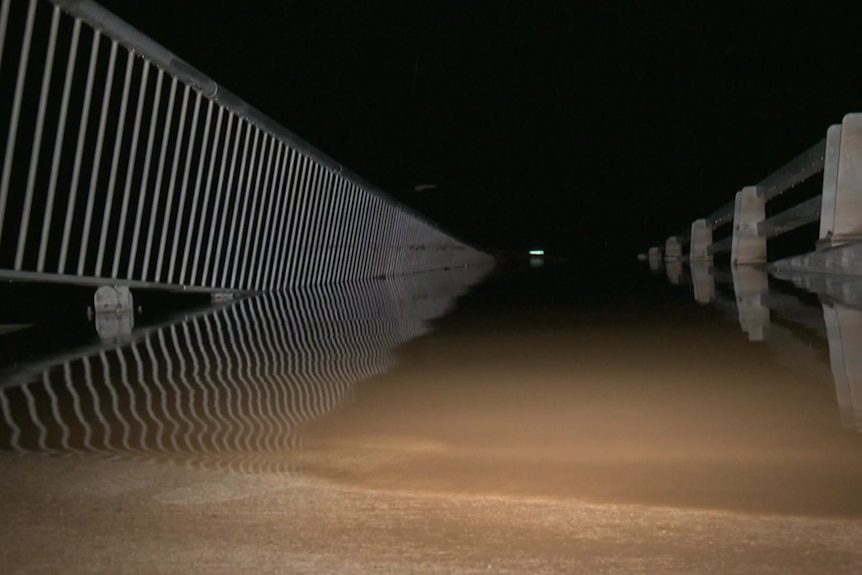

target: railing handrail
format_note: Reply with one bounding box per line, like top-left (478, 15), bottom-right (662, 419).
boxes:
top-left (756, 138), bottom-right (826, 201)
top-left (49, 0), bottom-right (472, 247)
top-left (701, 138), bottom-right (827, 232)
top-left (647, 114), bottom-right (862, 269)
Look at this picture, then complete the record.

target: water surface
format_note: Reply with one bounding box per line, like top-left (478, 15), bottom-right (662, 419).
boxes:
top-left (2, 261), bottom-right (861, 573)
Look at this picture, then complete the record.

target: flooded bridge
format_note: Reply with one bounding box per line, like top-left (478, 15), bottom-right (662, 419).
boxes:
top-left (1, 1), bottom-right (862, 574)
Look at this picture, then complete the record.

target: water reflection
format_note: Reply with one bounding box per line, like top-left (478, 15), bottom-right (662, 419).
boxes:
top-left (0, 265), bottom-right (492, 466)
top-left (824, 304), bottom-right (862, 429)
top-left (3, 262), bottom-right (862, 573)
top-left (665, 258), bottom-right (683, 285)
top-left (682, 263), bottom-right (862, 431)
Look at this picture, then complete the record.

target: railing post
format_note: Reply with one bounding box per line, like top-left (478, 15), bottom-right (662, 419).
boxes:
top-left (689, 219), bottom-right (713, 262)
top-left (648, 246), bottom-right (662, 271)
top-left (664, 236), bottom-right (682, 261)
top-left (93, 285), bottom-right (134, 342)
top-left (819, 113), bottom-right (862, 248)
top-left (731, 186), bottom-right (766, 265)
top-left (817, 124), bottom-right (842, 248)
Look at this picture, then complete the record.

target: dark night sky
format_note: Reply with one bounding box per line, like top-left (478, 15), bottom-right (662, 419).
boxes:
top-left (96, 0), bottom-right (862, 260)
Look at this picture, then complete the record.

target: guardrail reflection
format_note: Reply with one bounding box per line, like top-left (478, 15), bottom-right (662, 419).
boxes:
top-left (680, 263), bottom-right (862, 432)
top-left (0, 265), bottom-right (492, 469)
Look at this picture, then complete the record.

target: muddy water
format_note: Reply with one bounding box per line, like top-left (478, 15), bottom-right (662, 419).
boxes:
top-left (297, 265), bottom-right (862, 519)
top-left (2, 262), bottom-right (862, 573)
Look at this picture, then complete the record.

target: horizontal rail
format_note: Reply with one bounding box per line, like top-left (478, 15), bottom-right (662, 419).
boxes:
top-left (756, 139), bottom-right (826, 201)
top-left (706, 200), bottom-right (736, 228)
top-left (757, 196), bottom-right (821, 239)
top-left (707, 236), bottom-right (732, 255)
top-left (0, 268), bottom-right (240, 294)
top-left (703, 139), bottom-right (825, 230)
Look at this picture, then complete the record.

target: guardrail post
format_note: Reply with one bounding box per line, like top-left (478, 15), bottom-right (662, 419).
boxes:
top-left (93, 285), bottom-right (135, 342)
top-left (664, 237), bottom-right (682, 261)
top-left (648, 247), bottom-right (662, 271)
top-left (819, 113), bottom-right (862, 248)
top-left (689, 219), bottom-right (712, 262)
top-left (817, 124), bottom-right (842, 248)
top-left (731, 186), bottom-right (766, 265)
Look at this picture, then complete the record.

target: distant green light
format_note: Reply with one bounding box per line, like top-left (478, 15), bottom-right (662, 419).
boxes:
top-left (529, 249), bottom-right (544, 256)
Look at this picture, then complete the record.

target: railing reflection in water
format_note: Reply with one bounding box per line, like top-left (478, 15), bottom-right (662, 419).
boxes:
top-left (0, 265), bottom-right (493, 469)
top-left (680, 263), bottom-right (862, 432)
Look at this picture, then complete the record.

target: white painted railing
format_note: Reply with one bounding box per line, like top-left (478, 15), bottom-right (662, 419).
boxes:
top-left (649, 113), bottom-right (862, 273)
top-left (0, 0), bottom-right (492, 293)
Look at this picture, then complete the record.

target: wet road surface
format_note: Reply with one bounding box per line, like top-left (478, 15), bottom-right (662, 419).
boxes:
top-left (1, 262), bottom-right (861, 573)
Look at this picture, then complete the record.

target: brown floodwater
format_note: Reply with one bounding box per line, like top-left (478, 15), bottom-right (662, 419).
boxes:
top-left (295, 266), bottom-right (862, 519)
top-left (1, 262), bottom-right (861, 573)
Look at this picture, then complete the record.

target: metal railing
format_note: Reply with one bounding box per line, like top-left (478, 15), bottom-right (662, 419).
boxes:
top-left (0, 0), bottom-right (492, 293)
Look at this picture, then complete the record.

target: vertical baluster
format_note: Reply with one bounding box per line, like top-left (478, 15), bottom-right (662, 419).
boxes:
top-left (155, 85), bottom-right (193, 283)
top-left (181, 100), bottom-right (219, 286)
top-left (227, 127), bottom-right (263, 289)
top-left (258, 145), bottom-right (290, 290)
top-left (0, 0), bottom-right (13, 75)
top-left (270, 150), bottom-right (300, 289)
top-left (299, 166), bottom-right (325, 286)
top-left (167, 91), bottom-right (204, 284)
top-left (279, 154), bottom-right (309, 289)
top-left (349, 186), bottom-right (370, 281)
top-left (110, 60), bottom-right (151, 278)
top-left (219, 121), bottom-right (252, 288)
top-left (340, 184), bottom-right (361, 283)
top-left (15, 6), bottom-right (60, 270)
top-left (0, 0), bottom-right (37, 244)
top-left (238, 134), bottom-right (275, 290)
top-left (190, 106), bottom-right (226, 286)
top-left (310, 170), bottom-right (334, 285)
top-left (38, 19), bottom-right (81, 272)
top-left (250, 142), bottom-right (285, 291)
top-left (204, 113), bottom-right (239, 287)
top-left (76, 40), bottom-right (118, 275)
top-left (94, 49), bottom-right (135, 276)
top-left (59, 30), bottom-right (101, 272)
top-left (322, 176), bottom-right (345, 285)
top-left (126, 68), bottom-right (163, 278)
top-left (289, 161), bottom-right (317, 288)
top-left (390, 211), bottom-right (405, 277)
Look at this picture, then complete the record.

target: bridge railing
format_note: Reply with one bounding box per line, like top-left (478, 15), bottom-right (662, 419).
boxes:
top-left (0, 0), bottom-right (492, 294)
top-left (650, 113), bottom-right (862, 274)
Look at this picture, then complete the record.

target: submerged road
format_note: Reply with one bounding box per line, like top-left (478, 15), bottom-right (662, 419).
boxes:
top-left (1, 262), bottom-right (861, 573)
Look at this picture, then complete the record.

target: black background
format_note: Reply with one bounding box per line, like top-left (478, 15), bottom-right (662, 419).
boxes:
top-left (94, 0), bottom-right (862, 262)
